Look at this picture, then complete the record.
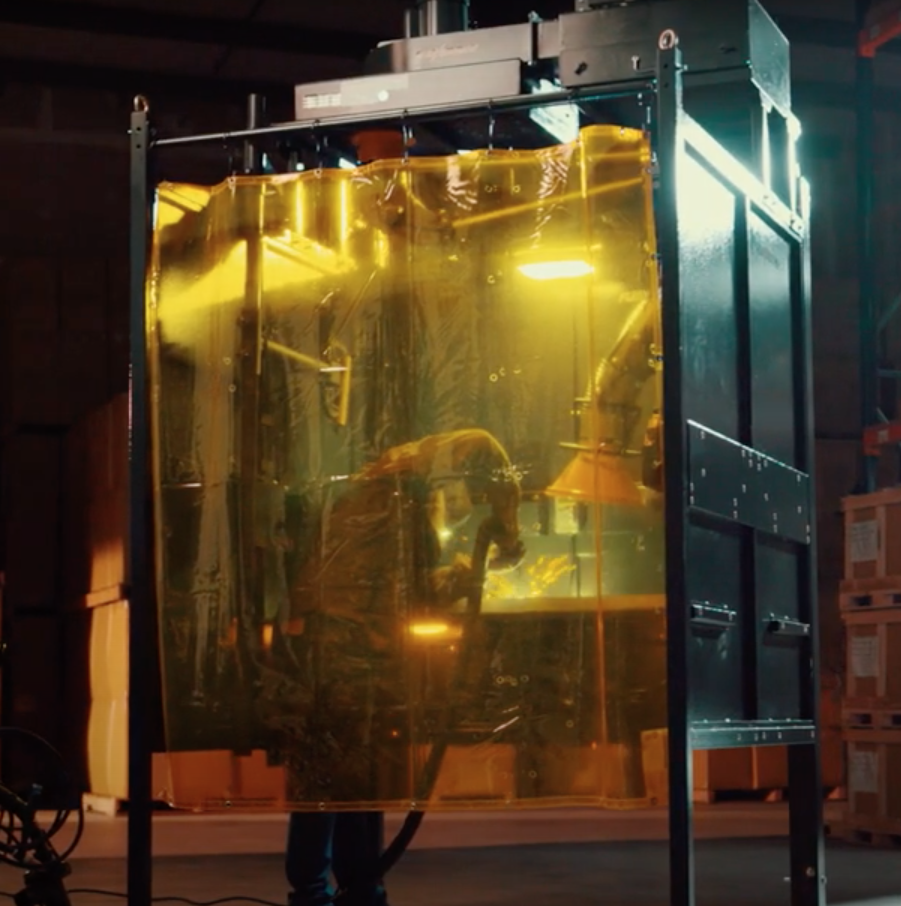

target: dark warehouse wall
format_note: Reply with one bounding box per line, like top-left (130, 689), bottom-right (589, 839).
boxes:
top-left (0, 84), bottom-right (251, 785)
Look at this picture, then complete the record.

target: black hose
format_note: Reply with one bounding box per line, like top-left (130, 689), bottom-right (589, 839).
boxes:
top-left (368, 514), bottom-right (499, 882)
top-left (0, 728), bottom-right (84, 869)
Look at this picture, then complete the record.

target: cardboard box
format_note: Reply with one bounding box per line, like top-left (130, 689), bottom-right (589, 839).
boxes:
top-left (83, 600), bottom-right (285, 807)
top-left (641, 730), bottom-right (754, 805)
top-left (62, 394), bottom-right (128, 603)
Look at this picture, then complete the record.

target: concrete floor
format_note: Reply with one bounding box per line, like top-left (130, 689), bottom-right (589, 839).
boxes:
top-left (0, 803), bottom-right (895, 906)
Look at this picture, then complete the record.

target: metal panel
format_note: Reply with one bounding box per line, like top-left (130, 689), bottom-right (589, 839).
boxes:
top-left (685, 522), bottom-right (745, 721)
top-left (293, 59), bottom-right (523, 122)
top-left (681, 113), bottom-right (803, 240)
top-left (756, 538), bottom-right (803, 720)
top-left (366, 22), bottom-right (535, 74)
top-left (687, 422), bottom-right (811, 544)
top-left (749, 210), bottom-right (796, 466)
top-left (690, 719), bottom-right (815, 749)
top-left (747, 0), bottom-right (792, 113)
top-left (679, 156), bottom-right (739, 439)
top-left (556, 0), bottom-right (790, 112)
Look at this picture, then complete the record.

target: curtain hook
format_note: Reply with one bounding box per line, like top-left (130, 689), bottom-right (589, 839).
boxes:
top-left (223, 134), bottom-right (236, 176)
top-left (401, 113), bottom-right (412, 164)
top-left (313, 124), bottom-right (324, 173)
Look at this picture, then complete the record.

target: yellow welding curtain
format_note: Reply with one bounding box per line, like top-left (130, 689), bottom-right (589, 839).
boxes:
top-left (148, 124), bottom-right (666, 811)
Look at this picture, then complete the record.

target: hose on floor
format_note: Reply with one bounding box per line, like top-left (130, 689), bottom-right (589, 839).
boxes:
top-left (337, 512), bottom-right (507, 901)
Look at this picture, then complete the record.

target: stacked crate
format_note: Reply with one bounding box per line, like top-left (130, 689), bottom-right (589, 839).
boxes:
top-left (0, 253), bottom-right (126, 798)
top-left (62, 395), bottom-right (285, 811)
top-left (840, 488), bottom-right (901, 843)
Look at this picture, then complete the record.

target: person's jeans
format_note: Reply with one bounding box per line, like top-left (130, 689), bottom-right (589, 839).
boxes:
top-left (286, 811), bottom-right (388, 906)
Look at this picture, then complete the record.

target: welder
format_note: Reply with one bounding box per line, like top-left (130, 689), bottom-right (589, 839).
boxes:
top-left (278, 427), bottom-right (523, 906)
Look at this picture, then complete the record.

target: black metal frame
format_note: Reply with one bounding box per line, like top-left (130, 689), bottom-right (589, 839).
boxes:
top-left (128, 27), bottom-right (824, 906)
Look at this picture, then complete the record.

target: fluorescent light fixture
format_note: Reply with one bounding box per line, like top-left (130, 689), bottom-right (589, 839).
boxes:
top-left (338, 158), bottom-right (357, 170)
top-left (518, 260), bottom-right (594, 281)
top-left (529, 78), bottom-right (579, 144)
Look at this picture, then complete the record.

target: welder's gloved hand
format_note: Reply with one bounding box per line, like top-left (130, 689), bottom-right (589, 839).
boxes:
top-left (487, 536), bottom-right (526, 573)
top-left (429, 555), bottom-right (475, 606)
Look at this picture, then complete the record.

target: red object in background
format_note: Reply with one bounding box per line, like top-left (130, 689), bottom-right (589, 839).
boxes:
top-left (863, 421), bottom-right (901, 456)
top-left (859, 1), bottom-right (901, 57)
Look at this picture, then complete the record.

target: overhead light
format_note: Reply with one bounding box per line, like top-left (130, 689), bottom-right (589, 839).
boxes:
top-left (338, 158), bottom-right (357, 170)
top-left (518, 260), bottom-right (594, 281)
top-left (409, 621), bottom-right (463, 640)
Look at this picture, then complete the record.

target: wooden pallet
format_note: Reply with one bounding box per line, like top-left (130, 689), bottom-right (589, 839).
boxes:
top-left (693, 787), bottom-right (786, 805)
top-left (840, 585), bottom-right (901, 612)
top-left (842, 702), bottom-right (901, 730)
top-left (829, 814), bottom-right (901, 848)
top-left (842, 828), bottom-right (901, 847)
top-left (698, 786), bottom-right (845, 806)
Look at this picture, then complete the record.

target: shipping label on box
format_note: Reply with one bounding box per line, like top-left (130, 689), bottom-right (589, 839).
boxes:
top-left (849, 749), bottom-right (879, 795)
top-left (850, 520), bottom-right (879, 563)
top-left (851, 635), bottom-right (880, 678)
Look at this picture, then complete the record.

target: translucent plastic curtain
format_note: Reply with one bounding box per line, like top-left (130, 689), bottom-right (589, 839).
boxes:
top-left (148, 125), bottom-right (666, 810)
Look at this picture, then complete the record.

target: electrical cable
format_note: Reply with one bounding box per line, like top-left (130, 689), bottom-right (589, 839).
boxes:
top-left (0, 892), bottom-right (284, 906)
top-left (73, 892), bottom-right (285, 906)
top-left (0, 726), bottom-right (85, 869)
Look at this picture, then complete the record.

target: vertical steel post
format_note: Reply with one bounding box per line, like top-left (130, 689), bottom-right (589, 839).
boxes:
top-left (127, 96), bottom-right (153, 906)
top-left (857, 39), bottom-right (878, 492)
top-left (788, 178), bottom-right (827, 906)
top-left (656, 32), bottom-right (695, 906)
top-left (417, 0), bottom-right (469, 35)
top-left (243, 93), bottom-right (266, 175)
top-left (235, 95), bottom-right (266, 753)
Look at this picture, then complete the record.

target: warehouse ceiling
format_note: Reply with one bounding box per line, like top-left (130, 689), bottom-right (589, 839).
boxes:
top-left (0, 0), bottom-right (580, 92)
top-left (0, 0), bottom-right (893, 113)
top-left (0, 0), bottom-right (869, 82)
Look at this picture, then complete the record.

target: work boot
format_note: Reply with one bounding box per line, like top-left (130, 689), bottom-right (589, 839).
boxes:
top-left (332, 885), bottom-right (389, 906)
top-left (287, 890), bottom-right (333, 906)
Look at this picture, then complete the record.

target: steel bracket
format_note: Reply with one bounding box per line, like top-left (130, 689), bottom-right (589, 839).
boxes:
top-left (687, 420), bottom-right (811, 544)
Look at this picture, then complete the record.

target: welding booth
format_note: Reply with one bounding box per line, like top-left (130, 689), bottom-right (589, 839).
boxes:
top-left (125, 1), bottom-right (825, 904)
